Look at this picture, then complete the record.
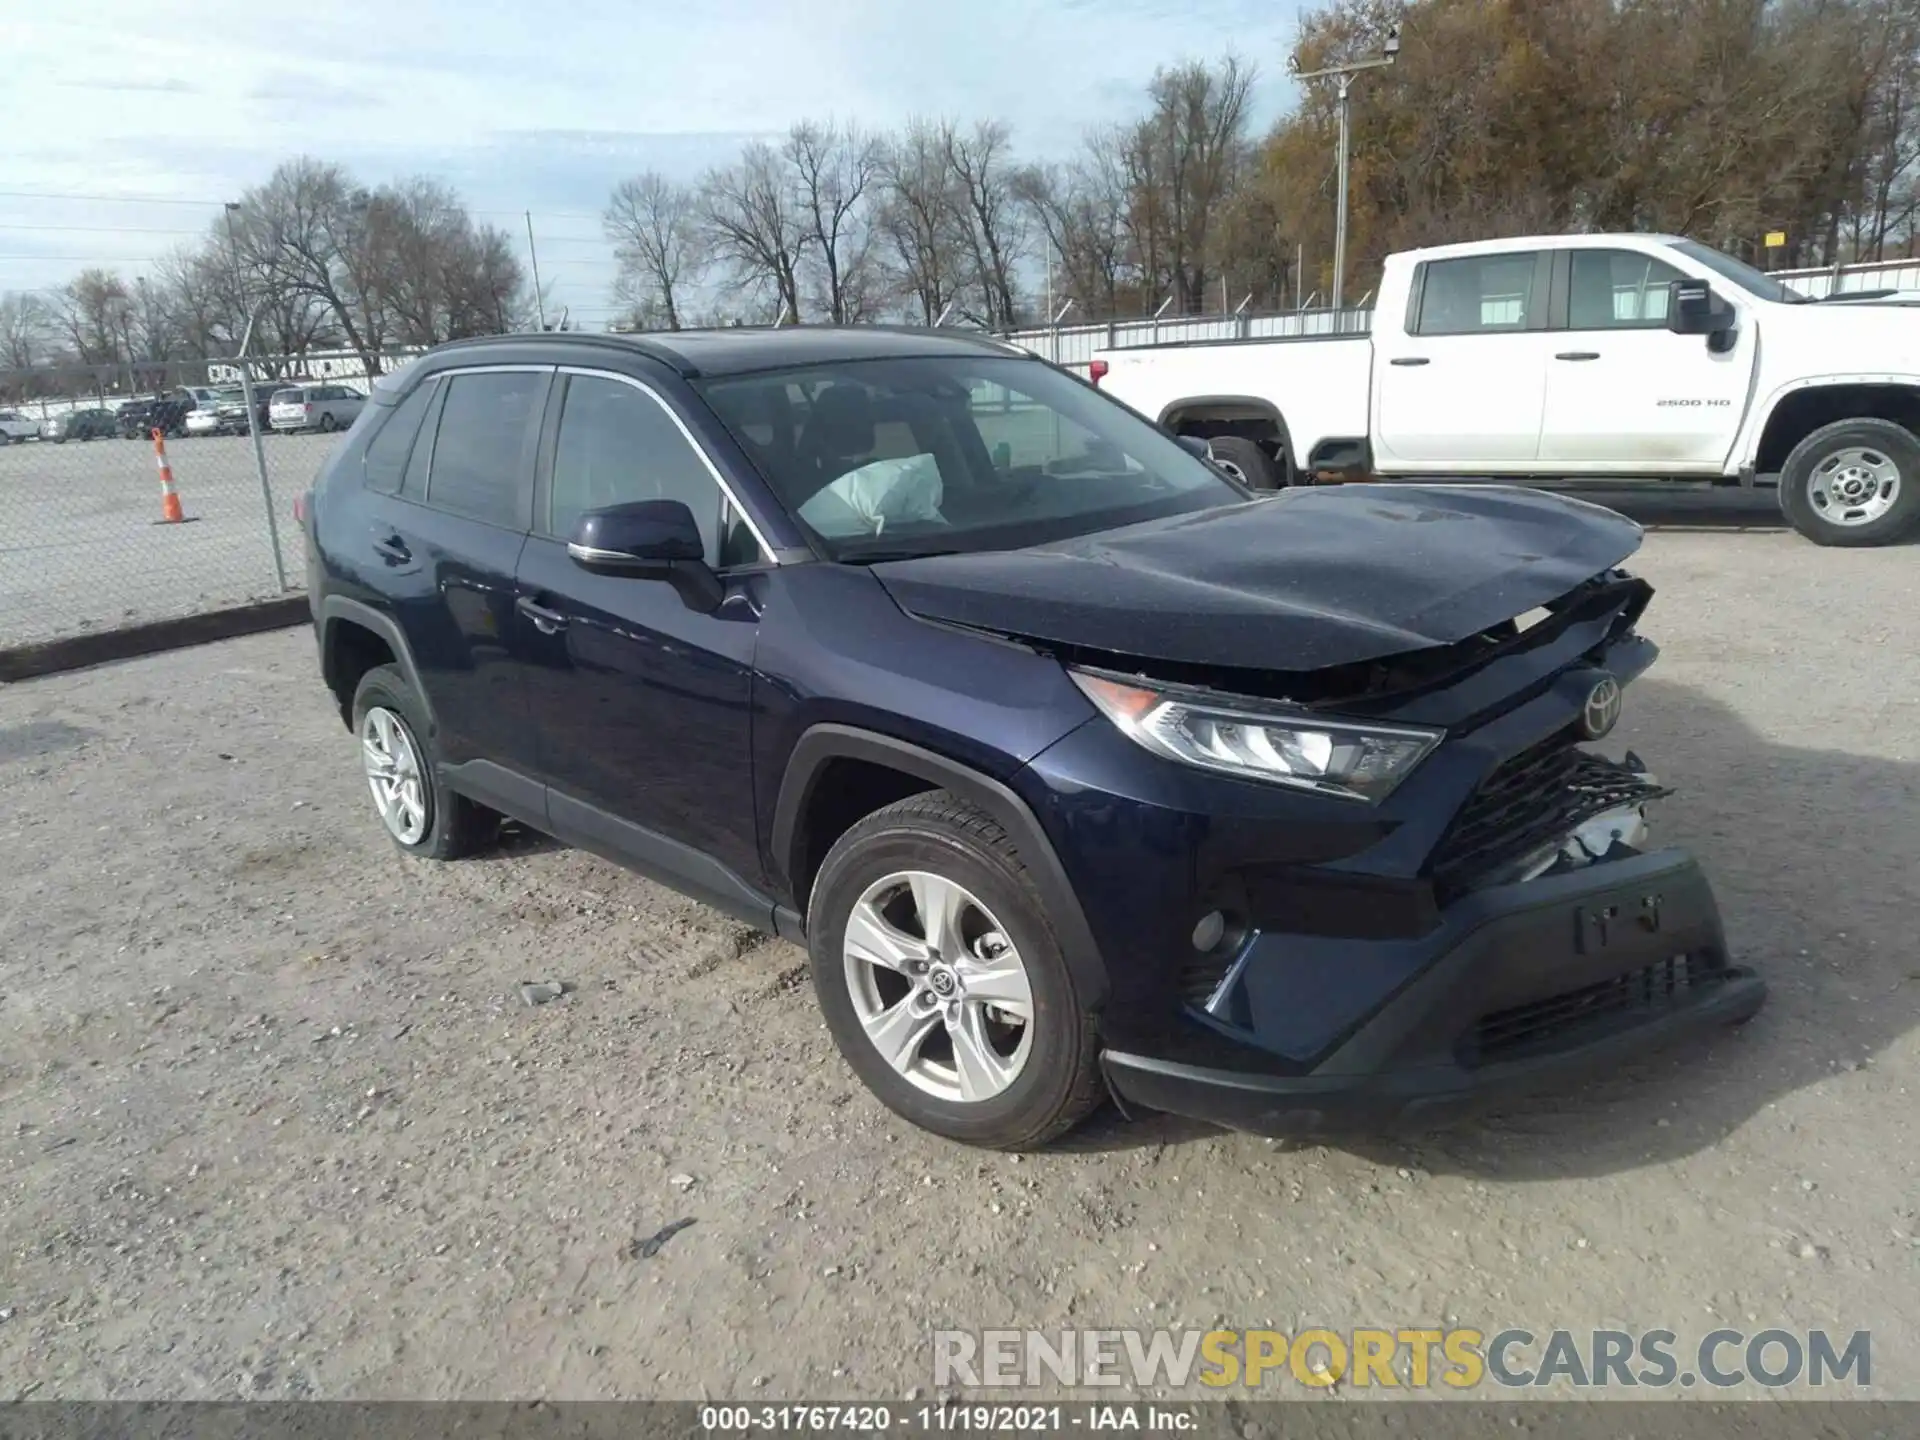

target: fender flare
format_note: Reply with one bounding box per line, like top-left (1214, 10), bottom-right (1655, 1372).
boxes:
top-left (1156, 394), bottom-right (1296, 469)
top-left (772, 724), bottom-right (1110, 1007)
top-left (1736, 373), bottom-right (1920, 471)
top-left (318, 596), bottom-right (435, 729)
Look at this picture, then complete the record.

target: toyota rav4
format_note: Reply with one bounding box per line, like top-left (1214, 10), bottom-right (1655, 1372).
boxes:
top-left (300, 328), bottom-right (1765, 1149)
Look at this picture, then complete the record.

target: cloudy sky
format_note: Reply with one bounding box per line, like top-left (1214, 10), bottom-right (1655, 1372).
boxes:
top-left (3, 0), bottom-right (1305, 325)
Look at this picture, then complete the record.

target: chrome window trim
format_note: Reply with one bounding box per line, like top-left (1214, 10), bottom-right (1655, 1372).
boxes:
top-left (555, 365), bottom-right (776, 564)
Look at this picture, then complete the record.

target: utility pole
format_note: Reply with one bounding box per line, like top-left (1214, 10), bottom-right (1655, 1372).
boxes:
top-left (525, 211), bottom-right (547, 331)
top-left (1291, 25), bottom-right (1399, 312)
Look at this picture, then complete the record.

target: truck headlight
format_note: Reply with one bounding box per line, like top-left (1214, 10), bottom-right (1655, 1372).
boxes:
top-left (1069, 669), bottom-right (1441, 803)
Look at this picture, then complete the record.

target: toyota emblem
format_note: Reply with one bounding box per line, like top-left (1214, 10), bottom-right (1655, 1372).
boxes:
top-left (1581, 675), bottom-right (1623, 740)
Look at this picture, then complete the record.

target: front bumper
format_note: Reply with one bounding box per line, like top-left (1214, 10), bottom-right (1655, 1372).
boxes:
top-left (1101, 847), bottom-right (1765, 1136)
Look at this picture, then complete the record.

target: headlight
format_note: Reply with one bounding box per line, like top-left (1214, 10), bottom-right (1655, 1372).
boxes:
top-left (1069, 669), bottom-right (1441, 803)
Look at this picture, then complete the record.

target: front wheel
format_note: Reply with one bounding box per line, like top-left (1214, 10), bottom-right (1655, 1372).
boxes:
top-left (1779, 418), bottom-right (1920, 547)
top-left (807, 792), bottom-right (1104, 1149)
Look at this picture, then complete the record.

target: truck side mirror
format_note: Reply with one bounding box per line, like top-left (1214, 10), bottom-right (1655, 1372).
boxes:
top-left (1667, 279), bottom-right (1736, 350)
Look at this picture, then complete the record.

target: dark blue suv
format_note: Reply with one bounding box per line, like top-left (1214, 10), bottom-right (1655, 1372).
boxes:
top-left (301, 327), bottom-right (1764, 1149)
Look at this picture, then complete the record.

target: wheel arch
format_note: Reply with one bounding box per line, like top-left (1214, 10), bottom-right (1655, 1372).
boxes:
top-left (319, 597), bottom-right (432, 732)
top-left (1157, 394), bottom-right (1295, 467)
top-left (772, 725), bottom-right (1110, 1006)
top-left (1749, 379), bottom-right (1920, 474)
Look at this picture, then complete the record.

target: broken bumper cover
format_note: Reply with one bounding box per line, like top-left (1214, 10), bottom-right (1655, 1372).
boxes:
top-left (1100, 847), bottom-right (1766, 1136)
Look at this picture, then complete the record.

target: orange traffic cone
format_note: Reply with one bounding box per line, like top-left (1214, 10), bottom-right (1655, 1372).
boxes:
top-left (152, 428), bottom-right (187, 524)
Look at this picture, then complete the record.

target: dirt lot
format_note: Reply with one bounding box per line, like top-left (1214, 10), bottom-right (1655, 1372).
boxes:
top-left (1, 526), bottom-right (1916, 1402)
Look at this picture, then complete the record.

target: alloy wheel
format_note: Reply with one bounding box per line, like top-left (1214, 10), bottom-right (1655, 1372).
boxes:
top-left (361, 705), bottom-right (429, 844)
top-left (842, 869), bottom-right (1035, 1103)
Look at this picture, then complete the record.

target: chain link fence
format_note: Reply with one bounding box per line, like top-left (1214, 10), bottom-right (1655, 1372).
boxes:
top-left (0, 350), bottom-right (422, 651)
top-left (1001, 306), bottom-right (1376, 375)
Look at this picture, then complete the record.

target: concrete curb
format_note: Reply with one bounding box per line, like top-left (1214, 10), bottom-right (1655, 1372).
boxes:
top-left (1, 596), bottom-right (310, 683)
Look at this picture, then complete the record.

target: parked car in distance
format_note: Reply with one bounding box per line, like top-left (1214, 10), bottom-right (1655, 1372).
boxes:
top-left (0, 408), bottom-right (38, 444)
top-left (115, 399), bottom-right (157, 438)
top-left (301, 327), bottom-right (1765, 1149)
top-left (41, 407), bottom-right (117, 442)
top-left (1091, 231), bottom-right (1920, 547)
top-left (184, 390), bottom-right (237, 436)
top-left (271, 384), bottom-right (366, 433)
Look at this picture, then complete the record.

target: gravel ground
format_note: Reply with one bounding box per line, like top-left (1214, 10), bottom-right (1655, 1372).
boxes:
top-left (0, 433), bottom-right (329, 645)
top-left (0, 527), bottom-right (1916, 1402)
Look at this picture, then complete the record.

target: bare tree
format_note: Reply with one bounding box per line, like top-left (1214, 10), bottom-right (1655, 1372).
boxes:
top-left (1128, 57), bottom-right (1255, 312)
top-left (0, 291), bottom-right (55, 372)
top-left (785, 120), bottom-right (885, 323)
top-left (1015, 128), bottom-right (1132, 319)
top-left (604, 172), bottom-right (707, 330)
top-left (878, 120), bottom-right (971, 323)
top-left (700, 142), bottom-right (809, 323)
top-left (231, 158), bottom-right (386, 371)
top-left (944, 120), bottom-right (1026, 327)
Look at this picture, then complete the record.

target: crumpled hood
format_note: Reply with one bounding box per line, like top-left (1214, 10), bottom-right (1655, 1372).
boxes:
top-left (872, 485), bottom-right (1643, 672)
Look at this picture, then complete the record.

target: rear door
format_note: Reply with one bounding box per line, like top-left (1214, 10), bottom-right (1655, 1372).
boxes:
top-left (1371, 248), bottom-right (1558, 469)
top-left (514, 366), bottom-right (768, 898)
top-left (1536, 246), bottom-right (1753, 472)
top-left (359, 364), bottom-right (552, 778)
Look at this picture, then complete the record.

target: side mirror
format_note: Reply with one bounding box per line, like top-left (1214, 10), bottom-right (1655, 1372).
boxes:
top-left (567, 499), bottom-right (722, 612)
top-left (1175, 435), bottom-right (1212, 460)
top-left (1667, 279), bottom-right (1735, 345)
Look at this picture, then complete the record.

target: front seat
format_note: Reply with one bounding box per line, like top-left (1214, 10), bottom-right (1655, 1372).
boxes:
top-left (798, 384), bottom-right (877, 489)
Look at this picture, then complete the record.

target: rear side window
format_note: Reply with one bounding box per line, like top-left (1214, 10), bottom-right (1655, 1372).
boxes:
top-left (362, 380), bottom-right (438, 494)
top-left (423, 371), bottom-right (544, 528)
top-left (1416, 252), bottom-right (1542, 335)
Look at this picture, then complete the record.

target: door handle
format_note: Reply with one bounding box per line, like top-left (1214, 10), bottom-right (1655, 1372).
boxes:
top-left (1554, 351), bottom-right (1601, 361)
top-left (371, 533), bottom-right (410, 563)
top-left (1389, 356), bottom-right (1429, 366)
top-left (516, 596), bottom-right (568, 635)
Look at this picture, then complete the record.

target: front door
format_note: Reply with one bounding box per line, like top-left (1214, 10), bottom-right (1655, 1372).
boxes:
top-left (359, 366), bottom-right (550, 774)
top-left (1537, 247), bottom-right (1754, 472)
top-left (515, 368), bottom-right (767, 905)
top-left (1372, 247), bottom-right (1556, 469)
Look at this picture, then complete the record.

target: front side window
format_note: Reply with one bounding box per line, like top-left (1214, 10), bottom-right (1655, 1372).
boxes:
top-left (695, 355), bottom-right (1240, 561)
top-left (1416, 252), bottom-right (1542, 334)
top-left (422, 370), bottom-right (543, 528)
top-left (548, 375), bottom-right (726, 566)
top-left (1568, 250), bottom-right (1686, 328)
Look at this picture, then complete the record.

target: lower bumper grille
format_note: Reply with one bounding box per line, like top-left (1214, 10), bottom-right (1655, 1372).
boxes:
top-left (1430, 730), bottom-right (1669, 900)
top-left (1462, 951), bottom-right (1731, 1066)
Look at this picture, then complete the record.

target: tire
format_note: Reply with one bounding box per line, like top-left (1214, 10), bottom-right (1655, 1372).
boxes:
top-left (1206, 435), bottom-right (1284, 490)
top-left (317, 412), bottom-right (336, 433)
top-left (1779, 417), bottom-right (1920, 547)
top-left (349, 664), bottom-right (498, 860)
top-left (807, 791), bottom-right (1104, 1149)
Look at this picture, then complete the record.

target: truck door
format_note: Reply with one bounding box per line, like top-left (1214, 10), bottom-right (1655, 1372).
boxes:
top-left (1536, 247), bottom-right (1753, 472)
top-left (1372, 248), bottom-right (1557, 469)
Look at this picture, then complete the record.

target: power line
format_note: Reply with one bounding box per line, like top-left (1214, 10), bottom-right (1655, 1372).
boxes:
top-left (0, 189), bottom-right (226, 207)
top-left (0, 223), bottom-right (204, 235)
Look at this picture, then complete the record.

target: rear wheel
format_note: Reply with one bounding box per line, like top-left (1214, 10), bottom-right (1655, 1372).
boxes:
top-left (1779, 417), bottom-right (1920, 547)
top-left (317, 412), bottom-right (337, 433)
top-left (350, 664), bottom-right (498, 860)
top-left (807, 792), bottom-right (1104, 1149)
top-left (1205, 435), bottom-right (1284, 490)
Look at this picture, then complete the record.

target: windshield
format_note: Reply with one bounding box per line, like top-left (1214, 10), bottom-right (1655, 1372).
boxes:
top-left (1668, 239), bottom-right (1806, 304)
top-left (695, 355), bottom-right (1242, 561)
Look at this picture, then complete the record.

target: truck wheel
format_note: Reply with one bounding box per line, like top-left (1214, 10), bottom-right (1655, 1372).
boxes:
top-left (806, 791), bottom-right (1104, 1150)
top-left (1779, 418), bottom-right (1920, 547)
top-left (1205, 435), bottom-right (1283, 490)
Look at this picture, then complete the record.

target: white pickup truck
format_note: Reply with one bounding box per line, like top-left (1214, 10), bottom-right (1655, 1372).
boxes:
top-left (1090, 232), bottom-right (1920, 546)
